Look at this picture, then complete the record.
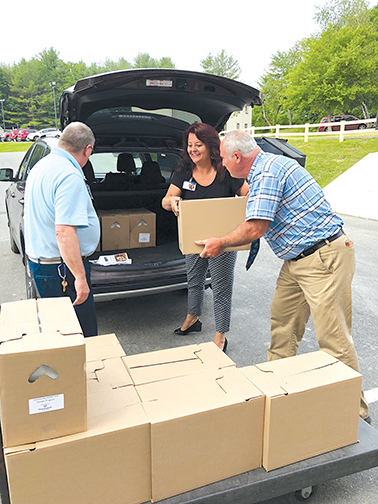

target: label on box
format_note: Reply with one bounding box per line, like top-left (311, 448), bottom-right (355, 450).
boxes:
top-left (139, 233), bottom-right (151, 243)
top-left (29, 394), bottom-right (64, 415)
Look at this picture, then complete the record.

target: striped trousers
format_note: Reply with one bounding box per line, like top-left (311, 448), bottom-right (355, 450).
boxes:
top-left (185, 251), bottom-right (237, 334)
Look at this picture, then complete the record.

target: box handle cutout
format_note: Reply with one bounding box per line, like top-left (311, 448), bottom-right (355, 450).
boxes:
top-left (28, 365), bottom-right (59, 383)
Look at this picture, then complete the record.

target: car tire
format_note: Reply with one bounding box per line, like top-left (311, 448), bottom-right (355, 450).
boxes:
top-left (358, 124), bottom-right (367, 129)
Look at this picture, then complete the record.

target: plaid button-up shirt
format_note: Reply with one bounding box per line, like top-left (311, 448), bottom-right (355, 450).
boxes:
top-left (245, 151), bottom-right (343, 260)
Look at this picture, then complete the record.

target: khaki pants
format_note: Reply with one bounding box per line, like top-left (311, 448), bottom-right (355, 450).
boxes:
top-left (268, 234), bottom-right (369, 418)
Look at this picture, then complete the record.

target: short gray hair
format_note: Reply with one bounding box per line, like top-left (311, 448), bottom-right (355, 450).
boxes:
top-left (223, 130), bottom-right (257, 158)
top-left (59, 122), bottom-right (95, 153)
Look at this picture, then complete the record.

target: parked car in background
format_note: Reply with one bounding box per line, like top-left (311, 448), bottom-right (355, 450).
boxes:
top-left (0, 129), bottom-right (12, 142)
top-left (16, 129), bottom-right (37, 141)
top-left (27, 128), bottom-right (61, 141)
top-left (318, 115), bottom-right (367, 132)
top-left (10, 129), bottom-right (22, 141)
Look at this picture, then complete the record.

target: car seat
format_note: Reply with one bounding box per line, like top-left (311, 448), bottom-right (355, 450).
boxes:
top-left (101, 153), bottom-right (137, 190)
top-left (139, 160), bottom-right (165, 185)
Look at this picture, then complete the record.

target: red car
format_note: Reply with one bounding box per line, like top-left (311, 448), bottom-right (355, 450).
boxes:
top-left (318, 115), bottom-right (367, 132)
top-left (10, 129), bottom-right (22, 141)
top-left (16, 129), bottom-right (37, 141)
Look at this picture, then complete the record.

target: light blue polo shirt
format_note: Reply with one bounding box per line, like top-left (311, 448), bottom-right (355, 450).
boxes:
top-left (24, 147), bottom-right (100, 259)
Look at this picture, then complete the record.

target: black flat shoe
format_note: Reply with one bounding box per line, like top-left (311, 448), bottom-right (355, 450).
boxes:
top-left (222, 338), bottom-right (228, 353)
top-left (174, 319), bottom-right (202, 335)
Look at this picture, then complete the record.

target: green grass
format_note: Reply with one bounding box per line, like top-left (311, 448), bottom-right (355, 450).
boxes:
top-left (1, 137), bottom-right (377, 188)
top-left (0, 142), bottom-right (32, 152)
top-left (285, 137), bottom-right (378, 187)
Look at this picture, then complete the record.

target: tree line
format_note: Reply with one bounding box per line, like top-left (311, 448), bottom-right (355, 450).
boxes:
top-left (1, 0), bottom-right (377, 130)
top-left (255, 0), bottom-right (378, 126)
top-left (0, 47), bottom-right (241, 130)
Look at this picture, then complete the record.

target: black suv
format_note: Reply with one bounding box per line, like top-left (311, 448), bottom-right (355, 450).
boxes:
top-left (2, 68), bottom-right (304, 301)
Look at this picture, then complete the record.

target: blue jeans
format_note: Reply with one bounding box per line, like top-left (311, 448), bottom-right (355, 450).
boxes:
top-left (28, 259), bottom-right (98, 337)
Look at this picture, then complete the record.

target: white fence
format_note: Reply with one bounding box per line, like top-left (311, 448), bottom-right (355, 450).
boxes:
top-left (221, 117), bottom-right (377, 143)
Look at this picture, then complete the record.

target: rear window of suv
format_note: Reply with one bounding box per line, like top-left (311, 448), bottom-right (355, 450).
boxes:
top-left (90, 152), bottom-right (181, 181)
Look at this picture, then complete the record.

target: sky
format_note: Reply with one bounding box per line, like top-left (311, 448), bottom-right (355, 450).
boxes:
top-left (1, 0), bottom-right (376, 88)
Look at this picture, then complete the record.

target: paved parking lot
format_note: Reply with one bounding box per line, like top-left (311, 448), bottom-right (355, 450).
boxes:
top-left (1, 152), bottom-right (378, 503)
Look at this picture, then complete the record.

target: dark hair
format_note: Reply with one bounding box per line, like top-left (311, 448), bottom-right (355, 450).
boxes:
top-left (178, 123), bottom-right (225, 181)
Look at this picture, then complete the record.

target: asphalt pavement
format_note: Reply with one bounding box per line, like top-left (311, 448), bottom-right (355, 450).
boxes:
top-left (0, 152), bottom-right (378, 504)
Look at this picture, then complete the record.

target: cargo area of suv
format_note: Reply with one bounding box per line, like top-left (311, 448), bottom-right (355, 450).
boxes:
top-left (87, 148), bottom-right (185, 298)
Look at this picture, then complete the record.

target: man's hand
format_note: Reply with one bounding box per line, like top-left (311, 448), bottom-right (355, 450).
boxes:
top-left (73, 276), bottom-right (90, 306)
top-left (195, 238), bottom-right (224, 258)
top-left (56, 224), bottom-right (89, 305)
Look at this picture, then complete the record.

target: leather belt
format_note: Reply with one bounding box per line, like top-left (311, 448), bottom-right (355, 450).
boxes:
top-left (291, 228), bottom-right (344, 261)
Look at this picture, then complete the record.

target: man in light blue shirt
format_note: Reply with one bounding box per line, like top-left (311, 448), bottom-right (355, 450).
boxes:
top-left (197, 130), bottom-right (369, 422)
top-left (24, 122), bottom-right (100, 336)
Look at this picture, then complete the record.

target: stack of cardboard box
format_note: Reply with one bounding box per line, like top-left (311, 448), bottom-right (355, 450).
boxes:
top-left (97, 208), bottom-right (156, 251)
top-left (0, 298), bottom-right (362, 504)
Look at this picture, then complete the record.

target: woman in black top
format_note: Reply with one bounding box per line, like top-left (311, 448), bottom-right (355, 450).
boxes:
top-left (162, 123), bottom-right (249, 351)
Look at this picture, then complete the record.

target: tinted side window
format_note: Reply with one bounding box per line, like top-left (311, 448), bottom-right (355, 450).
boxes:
top-left (15, 147), bottom-right (35, 181)
top-left (25, 144), bottom-right (51, 179)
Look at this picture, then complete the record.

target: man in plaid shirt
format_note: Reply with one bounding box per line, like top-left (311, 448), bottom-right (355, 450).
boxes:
top-left (196, 130), bottom-right (369, 422)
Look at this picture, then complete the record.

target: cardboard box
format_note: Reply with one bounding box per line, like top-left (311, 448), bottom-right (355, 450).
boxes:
top-left (99, 209), bottom-right (130, 251)
top-left (178, 196), bottom-right (250, 254)
top-left (123, 341), bottom-right (235, 386)
top-left (127, 208), bottom-right (156, 249)
top-left (4, 356), bottom-right (150, 504)
top-left (85, 333), bottom-right (126, 362)
top-left (137, 366), bottom-right (264, 502)
top-left (241, 351), bottom-right (362, 471)
top-left (0, 298), bottom-right (86, 448)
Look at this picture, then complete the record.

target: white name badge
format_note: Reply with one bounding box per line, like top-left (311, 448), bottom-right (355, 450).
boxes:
top-left (183, 180), bottom-right (197, 191)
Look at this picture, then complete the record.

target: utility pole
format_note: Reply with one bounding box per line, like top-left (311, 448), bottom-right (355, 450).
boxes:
top-left (49, 82), bottom-right (58, 129)
top-left (0, 99), bottom-right (5, 129)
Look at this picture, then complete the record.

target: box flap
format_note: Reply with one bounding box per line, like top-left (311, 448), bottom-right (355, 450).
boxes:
top-left (254, 351), bottom-right (337, 378)
top-left (0, 331), bottom-right (84, 355)
top-left (0, 299), bottom-right (39, 342)
top-left (247, 351), bottom-right (361, 396)
top-left (37, 298), bottom-right (83, 335)
top-left (241, 365), bottom-right (285, 398)
top-left (123, 342), bottom-right (236, 386)
top-left (196, 341), bottom-right (236, 368)
top-left (0, 298), bottom-right (83, 344)
top-left (279, 360), bottom-right (362, 394)
top-left (87, 357), bottom-right (133, 394)
top-left (138, 367), bottom-right (263, 422)
top-left (85, 333), bottom-right (126, 362)
top-left (124, 343), bottom-right (199, 368)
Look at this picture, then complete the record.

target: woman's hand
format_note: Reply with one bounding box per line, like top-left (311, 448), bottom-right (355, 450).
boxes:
top-left (161, 184), bottom-right (182, 215)
top-left (170, 196), bottom-right (181, 216)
